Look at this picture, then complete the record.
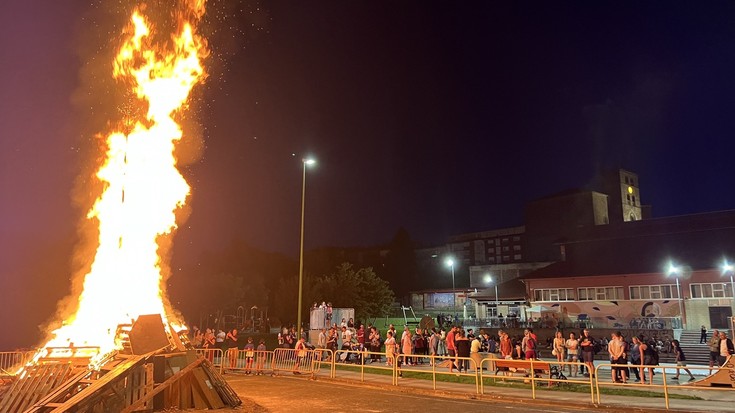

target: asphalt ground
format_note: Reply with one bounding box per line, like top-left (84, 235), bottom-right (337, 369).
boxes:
top-left (218, 374), bottom-right (626, 413)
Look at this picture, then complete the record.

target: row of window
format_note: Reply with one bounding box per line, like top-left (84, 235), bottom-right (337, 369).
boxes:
top-left (533, 283), bottom-right (734, 302)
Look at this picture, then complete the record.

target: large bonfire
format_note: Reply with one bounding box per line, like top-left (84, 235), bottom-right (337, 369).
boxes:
top-left (43, 1), bottom-right (208, 358)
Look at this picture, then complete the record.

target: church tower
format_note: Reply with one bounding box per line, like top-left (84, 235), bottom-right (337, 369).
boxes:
top-left (605, 169), bottom-right (643, 223)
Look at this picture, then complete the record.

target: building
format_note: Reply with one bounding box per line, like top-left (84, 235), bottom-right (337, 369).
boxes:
top-left (521, 210), bottom-right (735, 330)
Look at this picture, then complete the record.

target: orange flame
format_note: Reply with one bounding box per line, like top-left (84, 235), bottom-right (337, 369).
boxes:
top-left (43, 3), bottom-right (207, 357)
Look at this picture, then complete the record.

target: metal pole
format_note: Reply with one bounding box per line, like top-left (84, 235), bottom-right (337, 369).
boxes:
top-left (451, 264), bottom-right (456, 316)
top-left (297, 161), bottom-right (307, 334)
top-left (495, 284), bottom-right (499, 307)
top-left (676, 277), bottom-right (685, 329)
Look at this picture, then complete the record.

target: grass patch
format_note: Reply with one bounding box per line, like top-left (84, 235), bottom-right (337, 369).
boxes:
top-left (329, 363), bottom-right (701, 400)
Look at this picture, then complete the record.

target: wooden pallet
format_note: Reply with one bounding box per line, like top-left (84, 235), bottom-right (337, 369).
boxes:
top-left (0, 363), bottom-right (79, 413)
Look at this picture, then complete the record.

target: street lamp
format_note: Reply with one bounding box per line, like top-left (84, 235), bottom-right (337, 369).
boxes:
top-left (483, 274), bottom-right (499, 307)
top-left (721, 260), bottom-right (735, 314)
top-left (666, 262), bottom-right (686, 329)
top-left (297, 158), bottom-right (316, 335)
top-left (445, 258), bottom-right (456, 315)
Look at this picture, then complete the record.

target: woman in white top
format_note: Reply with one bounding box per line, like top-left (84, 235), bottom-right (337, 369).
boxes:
top-left (385, 331), bottom-right (397, 366)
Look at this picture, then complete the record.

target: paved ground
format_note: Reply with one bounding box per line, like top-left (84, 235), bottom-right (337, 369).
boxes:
top-left (190, 356), bottom-right (735, 412)
top-left (220, 374), bottom-right (624, 413)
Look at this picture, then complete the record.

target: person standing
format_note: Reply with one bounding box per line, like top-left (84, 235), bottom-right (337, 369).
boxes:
top-left (470, 332), bottom-right (483, 372)
top-left (499, 330), bottom-right (513, 359)
top-left (455, 329), bottom-right (471, 374)
top-left (671, 339), bottom-right (695, 381)
top-left (700, 325), bottom-right (708, 344)
top-left (640, 336), bottom-right (656, 384)
top-left (565, 332), bottom-right (580, 377)
top-left (718, 331), bottom-right (735, 366)
top-left (709, 329), bottom-right (721, 368)
top-left (225, 329), bottom-right (239, 370)
top-left (553, 331), bottom-right (565, 363)
top-left (579, 329), bottom-right (595, 377)
top-left (428, 328), bottom-right (439, 365)
top-left (608, 332), bottom-right (627, 383)
top-left (293, 336), bottom-right (307, 374)
top-left (385, 331), bottom-right (396, 366)
top-left (629, 336), bottom-right (643, 382)
top-left (522, 329), bottom-right (537, 360)
top-left (243, 337), bottom-right (255, 375)
top-left (446, 326), bottom-right (457, 372)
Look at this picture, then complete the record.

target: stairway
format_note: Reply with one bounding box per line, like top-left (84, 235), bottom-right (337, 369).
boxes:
top-left (678, 330), bottom-right (711, 365)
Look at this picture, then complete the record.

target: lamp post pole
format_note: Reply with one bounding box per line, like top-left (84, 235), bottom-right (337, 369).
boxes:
top-left (675, 276), bottom-right (685, 329)
top-left (722, 262), bottom-right (735, 318)
top-left (446, 259), bottom-right (456, 316)
top-left (668, 263), bottom-right (686, 330)
top-left (296, 158), bottom-right (315, 335)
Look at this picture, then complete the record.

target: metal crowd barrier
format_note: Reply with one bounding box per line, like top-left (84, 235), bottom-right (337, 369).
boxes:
top-left (272, 348), bottom-right (318, 376)
top-left (332, 349), bottom-right (398, 385)
top-left (0, 351), bottom-right (35, 376)
top-left (594, 362), bottom-right (735, 410)
top-left (479, 357), bottom-right (594, 402)
top-left (194, 348), bottom-right (225, 374)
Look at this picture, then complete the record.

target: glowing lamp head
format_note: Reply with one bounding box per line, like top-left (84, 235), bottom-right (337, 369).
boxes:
top-left (303, 158), bottom-right (316, 166)
top-left (445, 258), bottom-right (454, 268)
top-left (722, 261), bottom-right (734, 274)
top-left (483, 274), bottom-right (492, 285)
top-left (667, 263), bottom-right (681, 276)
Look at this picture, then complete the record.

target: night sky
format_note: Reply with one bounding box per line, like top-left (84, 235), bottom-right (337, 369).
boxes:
top-left (2, 1), bottom-right (735, 348)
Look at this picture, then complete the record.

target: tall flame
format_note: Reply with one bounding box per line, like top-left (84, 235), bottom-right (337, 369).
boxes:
top-left (44, 3), bottom-right (207, 356)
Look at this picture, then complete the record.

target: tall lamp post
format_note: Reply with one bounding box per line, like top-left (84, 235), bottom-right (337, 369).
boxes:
top-left (297, 158), bottom-right (316, 335)
top-left (484, 274), bottom-right (500, 324)
top-left (667, 263), bottom-right (686, 330)
top-left (446, 258), bottom-right (456, 315)
top-left (722, 260), bottom-right (735, 315)
top-left (483, 274), bottom-right (499, 307)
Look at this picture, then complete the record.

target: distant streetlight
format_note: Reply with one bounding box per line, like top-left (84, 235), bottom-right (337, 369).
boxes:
top-left (666, 262), bottom-right (686, 329)
top-left (484, 273), bottom-right (499, 309)
top-left (721, 260), bottom-right (735, 313)
top-left (446, 258), bottom-right (456, 315)
top-left (297, 158), bottom-right (316, 334)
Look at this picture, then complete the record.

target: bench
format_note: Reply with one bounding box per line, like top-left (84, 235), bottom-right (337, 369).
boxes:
top-left (493, 359), bottom-right (555, 385)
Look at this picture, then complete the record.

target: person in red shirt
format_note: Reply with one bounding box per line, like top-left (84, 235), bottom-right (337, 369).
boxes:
top-left (446, 326), bottom-right (458, 373)
top-left (357, 324), bottom-right (365, 346)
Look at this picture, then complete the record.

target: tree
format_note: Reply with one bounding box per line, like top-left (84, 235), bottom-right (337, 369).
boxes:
top-left (381, 227), bottom-right (418, 301)
top-left (314, 263), bottom-right (395, 321)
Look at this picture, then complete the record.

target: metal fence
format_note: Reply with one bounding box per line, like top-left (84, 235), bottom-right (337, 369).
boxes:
top-left (0, 351), bottom-right (34, 376)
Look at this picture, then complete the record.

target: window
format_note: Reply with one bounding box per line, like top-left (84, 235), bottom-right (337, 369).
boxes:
top-left (578, 286), bottom-right (624, 300)
top-left (502, 238), bottom-right (509, 244)
top-left (512, 236), bottom-right (521, 242)
top-left (513, 254), bottom-right (522, 260)
top-left (502, 246), bottom-right (510, 252)
top-left (502, 255), bottom-right (510, 262)
top-left (534, 288), bottom-right (575, 302)
top-left (691, 283), bottom-right (734, 299)
top-left (488, 239), bottom-right (495, 245)
top-left (629, 285), bottom-right (679, 300)
top-left (513, 245), bottom-right (521, 251)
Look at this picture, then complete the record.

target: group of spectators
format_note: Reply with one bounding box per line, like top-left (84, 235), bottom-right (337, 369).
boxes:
top-left (189, 325), bottom-right (269, 375)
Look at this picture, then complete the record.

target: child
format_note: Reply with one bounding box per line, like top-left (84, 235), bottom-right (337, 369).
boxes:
top-left (244, 337), bottom-right (255, 375)
top-left (255, 339), bottom-right (267, 375)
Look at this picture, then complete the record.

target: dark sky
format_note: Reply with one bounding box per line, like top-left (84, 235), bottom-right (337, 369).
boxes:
top-left (2, 1), bottom-right (735, 347)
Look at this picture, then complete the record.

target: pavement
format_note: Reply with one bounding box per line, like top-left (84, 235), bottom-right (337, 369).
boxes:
top-left (205, 358), bottom-right (735, 413)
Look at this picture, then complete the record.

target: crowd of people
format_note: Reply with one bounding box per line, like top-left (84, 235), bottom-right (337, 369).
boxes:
top-left (188, 322), bottom-right (735, 382)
